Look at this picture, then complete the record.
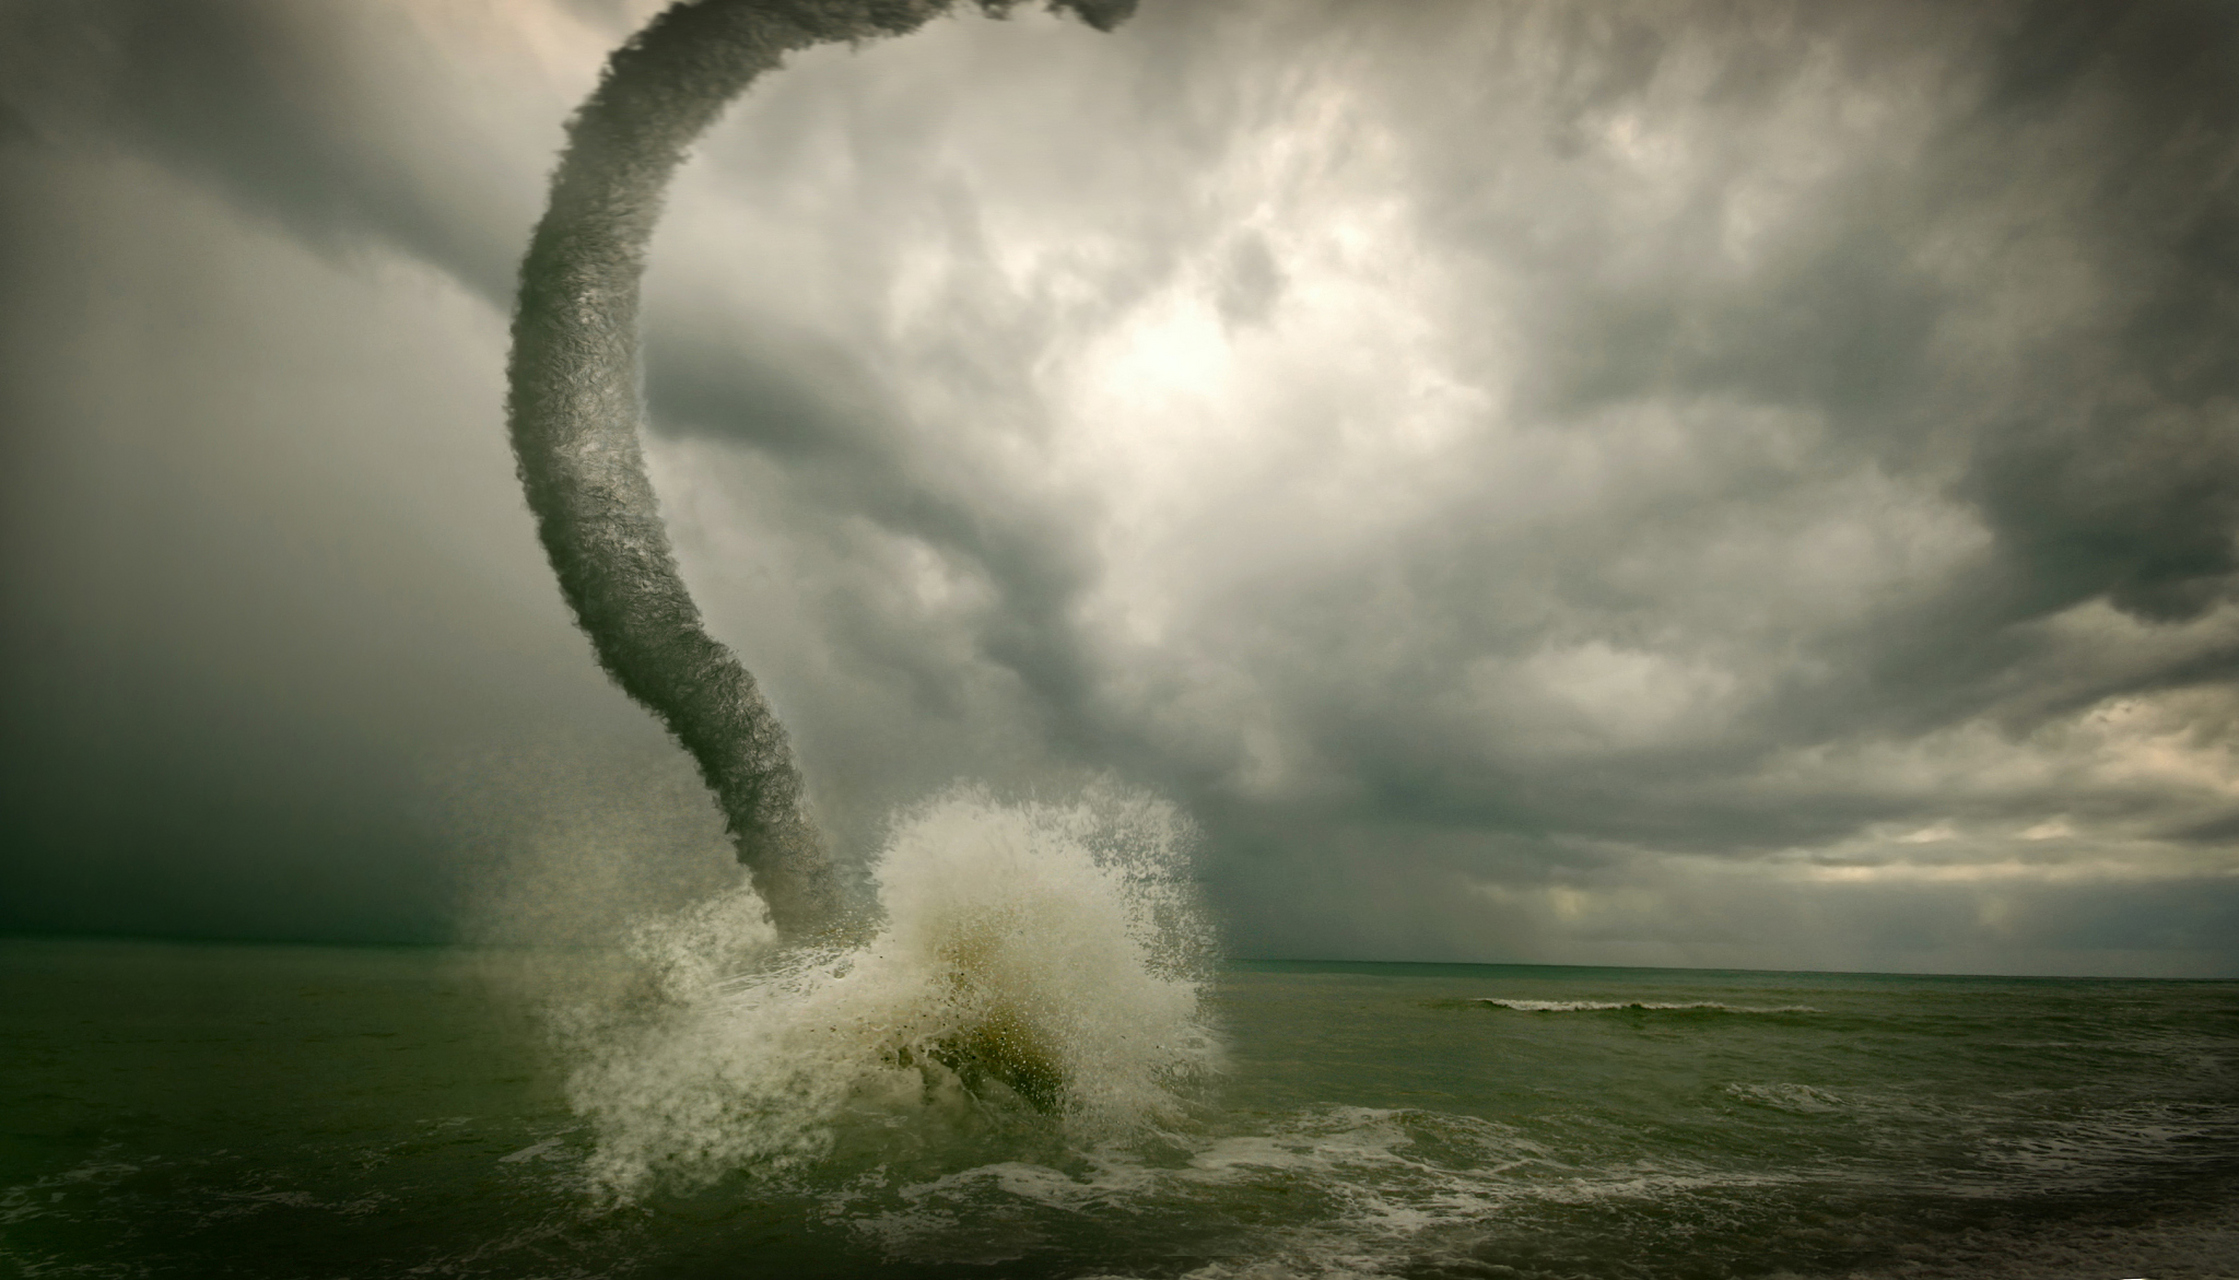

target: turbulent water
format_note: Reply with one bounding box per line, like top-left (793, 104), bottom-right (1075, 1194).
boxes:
top-left (7, 893), bottom-right (2236, 1278)
top-left (558, 789), bottom-right (1217, 1197)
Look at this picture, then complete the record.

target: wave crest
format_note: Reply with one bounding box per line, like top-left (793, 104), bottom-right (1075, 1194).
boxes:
top-left (1477, 998), bottom-right (1820, 1014)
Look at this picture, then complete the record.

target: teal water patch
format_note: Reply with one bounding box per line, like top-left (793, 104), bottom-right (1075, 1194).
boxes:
top-left (5, 940), bottom-right (2236, 1278)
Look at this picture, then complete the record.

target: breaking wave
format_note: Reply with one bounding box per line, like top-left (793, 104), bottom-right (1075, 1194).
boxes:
top-left (1477, 998), bottom-right (1821, 1014)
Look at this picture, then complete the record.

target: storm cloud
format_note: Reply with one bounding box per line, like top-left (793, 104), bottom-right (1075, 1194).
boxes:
top-left (2, 0), bottom-right (2234, 975)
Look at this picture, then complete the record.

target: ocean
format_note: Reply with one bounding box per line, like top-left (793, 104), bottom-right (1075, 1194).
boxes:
top-left (4, 937), bottom-right (2235, 1279)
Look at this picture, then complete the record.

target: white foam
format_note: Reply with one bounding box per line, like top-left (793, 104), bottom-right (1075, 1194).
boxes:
top-left (1724, 1082), bottom-right (1844, 1113)
top-left (497, 1137), bottom-right (567, 1164)
top-left (1477, 998), bottom-right (1820, 1013)
top-left (559, 785), bottom-right (1217, 1198)
top-left (847, 1104), bottom-right (1789, 1278)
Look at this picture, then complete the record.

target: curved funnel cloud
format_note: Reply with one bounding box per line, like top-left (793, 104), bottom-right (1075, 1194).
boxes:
top-left (505, 0), bottom-right (1135, 938)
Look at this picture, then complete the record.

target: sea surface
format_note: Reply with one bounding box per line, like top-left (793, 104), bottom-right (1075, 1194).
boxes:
top-left (4, 937), bottom-right (2236, 1279)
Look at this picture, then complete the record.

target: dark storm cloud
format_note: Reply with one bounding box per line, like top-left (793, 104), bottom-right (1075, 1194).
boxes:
top-left (0, 0), bottom-right (556, 299)
top-left (1075, 0), bottom-right (2239, 858)
top-left (0, 5), bottom-right (683, 942)
top-left (1952, 2), bottom-right (2239, 631)
top-left (1027, 0), bottom-right (2232, 966)
top-left (2, 0), bottom-right (2233, 972)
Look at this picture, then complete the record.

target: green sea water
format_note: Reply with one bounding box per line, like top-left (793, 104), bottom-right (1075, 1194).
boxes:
top-left (3, 938), bottom-right (2235, 1279)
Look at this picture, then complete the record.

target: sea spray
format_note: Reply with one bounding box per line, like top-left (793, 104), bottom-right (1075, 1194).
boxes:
top-left (504, 0), bottom-right (1188, 1196)
top-left (506, 0), bottom-right (1137, 938)
top-left (561, 786), bottom-right (1217, 1198)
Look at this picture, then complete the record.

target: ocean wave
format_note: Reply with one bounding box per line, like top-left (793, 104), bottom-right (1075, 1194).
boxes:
top-left (1476, 998), bottom-right (1820, 1014)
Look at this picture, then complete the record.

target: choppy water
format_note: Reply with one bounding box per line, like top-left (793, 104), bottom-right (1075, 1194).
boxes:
top-left (5, 939), bottom-right (2236, 1279)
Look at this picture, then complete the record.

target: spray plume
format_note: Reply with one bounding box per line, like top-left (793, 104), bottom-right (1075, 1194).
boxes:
top-left (505, 0), bottom-right (1136, 938)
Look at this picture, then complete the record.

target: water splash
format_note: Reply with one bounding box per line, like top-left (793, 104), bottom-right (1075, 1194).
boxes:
top-left (505, 0), bottom-right (1136, 937)
top-left (560, 785), bottom-right (1216, 1199)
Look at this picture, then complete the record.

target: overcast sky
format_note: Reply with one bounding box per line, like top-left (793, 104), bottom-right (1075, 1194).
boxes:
top-left (2, 0), bottom-right (2235, 977)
